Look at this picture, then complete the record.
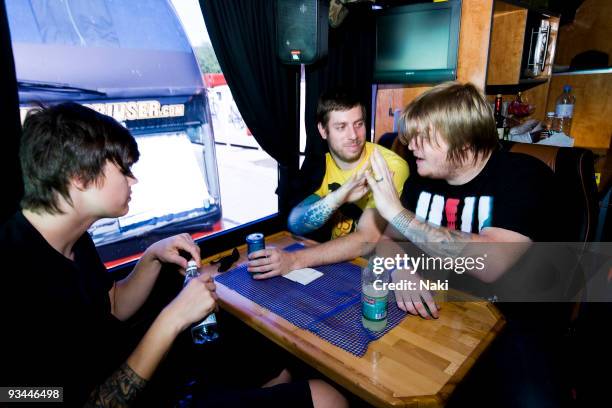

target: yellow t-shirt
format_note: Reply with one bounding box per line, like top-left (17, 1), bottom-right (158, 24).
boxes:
top-left (313, 142), bottom-right (409, 239)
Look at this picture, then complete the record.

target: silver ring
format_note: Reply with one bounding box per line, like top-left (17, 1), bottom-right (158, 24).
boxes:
top-left (374, 177), bottom-right (384, 183)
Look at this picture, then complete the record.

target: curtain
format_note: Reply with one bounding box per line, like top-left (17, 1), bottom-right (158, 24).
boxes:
top-left (199, 0), bottom-right (300, 215)
top-left (0, 1), bottom-right (23, 223)
top-left (293, 3), bottom-right (375, 206)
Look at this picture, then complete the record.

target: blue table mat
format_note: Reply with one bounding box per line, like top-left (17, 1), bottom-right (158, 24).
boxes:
top-left (215, 243), bottom-right (407, 356)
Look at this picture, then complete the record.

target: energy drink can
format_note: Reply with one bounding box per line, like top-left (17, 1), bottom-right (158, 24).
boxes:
top-left (246, 233), bottom-right (265, 276)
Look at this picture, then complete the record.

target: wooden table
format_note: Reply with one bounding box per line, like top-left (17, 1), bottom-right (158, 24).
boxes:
top-left (201, 232), bottom-right (505, 407)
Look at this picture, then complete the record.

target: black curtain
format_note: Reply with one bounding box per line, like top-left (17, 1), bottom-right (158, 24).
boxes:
top-left (0, 1), bottom-right (23, 223)
top-left (292, 3), bottom-right (376, 208)
top-left (199, 0), bottom-right (300, 216)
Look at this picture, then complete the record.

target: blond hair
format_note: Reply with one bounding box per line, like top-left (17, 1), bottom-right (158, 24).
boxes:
top-left (398, 82), bottom-right (498, 165)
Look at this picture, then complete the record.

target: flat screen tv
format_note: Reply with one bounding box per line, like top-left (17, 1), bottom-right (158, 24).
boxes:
top-left (374, 0), bottom-right (462, 84)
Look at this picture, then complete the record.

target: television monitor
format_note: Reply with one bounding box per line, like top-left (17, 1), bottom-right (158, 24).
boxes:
top-left (374, 0), bottom-right (462, 84)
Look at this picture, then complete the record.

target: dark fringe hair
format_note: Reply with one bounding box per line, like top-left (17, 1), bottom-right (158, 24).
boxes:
top-left (20, 102), bottom-right (139, 214)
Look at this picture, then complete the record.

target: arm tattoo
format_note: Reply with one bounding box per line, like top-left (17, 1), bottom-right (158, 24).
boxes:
top-left (85, 362), bottom-right (147, 408)
top-left (390, 209), bottom-right (471, 257)
top-left (288, 194), bottom-right (339, 235)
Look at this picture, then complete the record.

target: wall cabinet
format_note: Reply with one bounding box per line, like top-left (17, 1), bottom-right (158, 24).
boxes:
top-left (486, 1), bottom-right (559, 86)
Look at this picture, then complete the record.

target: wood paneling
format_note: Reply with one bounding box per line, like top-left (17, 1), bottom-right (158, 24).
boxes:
top-left (455, 0), bottom-right (494, 88)
top-left (374, 0), bottom-right (494, 139)
top-left (375, 85), bottom-right (431, 139)
top-left (486, 3), bottom-right (527, 85)
top-left (202, 232), bottom-right (505, 408)
top-left (554, 0), bottom-right (612, 67)
top-left (546, 73), bottom-right (612, 149)
top-left (523, 82), bottom-right (551, 122)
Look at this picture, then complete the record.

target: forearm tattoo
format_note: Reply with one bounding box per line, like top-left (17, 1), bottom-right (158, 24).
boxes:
top-left (86, 363), bottom-right (147, 408)
top-left (289, 195), bottom-right (339, 235)
top-left (390, 209), bottom-right (470, 257)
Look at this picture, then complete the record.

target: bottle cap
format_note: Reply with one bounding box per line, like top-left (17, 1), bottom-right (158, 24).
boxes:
top-left (547, 112), bottom-right (555, 117)
top-left (563, 85), bottom-right (571, 92)
top-left (496, 94), bottom-right (502, 98)
top-left (187, 260), bottom-right (198, 269)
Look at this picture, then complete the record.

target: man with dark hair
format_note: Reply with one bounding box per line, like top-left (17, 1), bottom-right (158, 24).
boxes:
top-left (366, 82), bottom-right (569, 406)
top-left (0, 103), bottom-right (346, 408)
top-left (247, 88), bottom-right (409, 278)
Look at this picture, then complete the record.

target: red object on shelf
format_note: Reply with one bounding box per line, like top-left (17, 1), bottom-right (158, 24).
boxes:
top-left (507, 92), bottom-right (534, 118)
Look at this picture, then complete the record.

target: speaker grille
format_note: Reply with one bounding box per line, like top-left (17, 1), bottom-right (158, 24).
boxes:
top-left (276, 0), bottom-right (328, 64)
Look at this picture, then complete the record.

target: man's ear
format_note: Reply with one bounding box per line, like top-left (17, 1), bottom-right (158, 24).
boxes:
top-left (70, 176), bottom-right (88, 191)
top-left (317, 123), bottom-right (328, 140)
top-left (71, 175), bottom-right (99, 191)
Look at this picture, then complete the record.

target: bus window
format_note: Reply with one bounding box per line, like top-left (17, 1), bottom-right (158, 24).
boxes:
top-left (7, 0), bottom-right (279, 266)
top-left (7, 0), bottom-right (221, 264)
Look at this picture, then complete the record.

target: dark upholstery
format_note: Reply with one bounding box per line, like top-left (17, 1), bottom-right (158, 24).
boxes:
top-left (377, 132), bottom-right (399, 150)
top-left (500, 141), bottom-right (599, 243)
top-left (379, 132), bottom-right (599, 243)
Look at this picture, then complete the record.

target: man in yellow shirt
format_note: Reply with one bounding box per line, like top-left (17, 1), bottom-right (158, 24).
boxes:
top-left (248, 88), bottom-right (408, 278)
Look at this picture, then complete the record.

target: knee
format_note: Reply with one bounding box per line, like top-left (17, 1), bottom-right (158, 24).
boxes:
top-left (308, 379), bottom-right (348, 408)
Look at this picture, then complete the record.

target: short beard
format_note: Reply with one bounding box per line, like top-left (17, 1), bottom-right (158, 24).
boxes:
top-left (329, 143), bottom-right (364, 164)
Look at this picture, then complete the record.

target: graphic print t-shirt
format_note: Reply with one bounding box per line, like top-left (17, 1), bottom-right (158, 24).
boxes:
top-left (314, 142), bottom-right (409, 239)
top-left (400, 151), bottom-right (555, 241)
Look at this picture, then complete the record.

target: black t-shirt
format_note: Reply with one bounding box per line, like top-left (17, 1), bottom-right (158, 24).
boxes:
top-left (0, 212), bottom-right (128, 406)
top-left (400, 150), bottom-right (556, 241)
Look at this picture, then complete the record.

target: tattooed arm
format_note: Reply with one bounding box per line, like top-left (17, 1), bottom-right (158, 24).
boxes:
top-left (86, 363), bottom-right (147, 407)
top-left (389, 209), bottom-right (473, 258)
top-left (366, 148), bottom-right (530, 283)
top-left (384, 209), bottom-right (531, 282)
top-left (288, 194), bottom-right (339, 235)
top-left (288, 168), bottom-right (369, 235)
top-left (86, 273), bottom-right (217, 407)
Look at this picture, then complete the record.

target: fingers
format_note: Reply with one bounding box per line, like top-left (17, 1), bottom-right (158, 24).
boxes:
top-left (408, 291), bottom-right (439, 320)
top-left (157, 234), bottom-right (200, 268)
top-left (247, 249), bottom-right (277, 274)
top-left (247, 248), bottom-right (274, 260)
top-left (420, 291), bottom-right (439, 319)
top-left (412, 298), bottom-right (432, 320)
top-left (364, 169), bottom-right (380, 191)
top-left (178, 233), bottom-right (201, 265)
top-left (196, 273), bottom-right (218, 301)
top-left (354, 164), bottom-right (368, 181)
top-left (371, 148), bottom-right (393, 184)
top-left (252, 270), bottom-right (280, 280)
top-left (165, 253), bottom-right (191, 269)
top-left (395, 291), bottom-right (413, 314)
top-left (395, 289), bottom-right (438, 319)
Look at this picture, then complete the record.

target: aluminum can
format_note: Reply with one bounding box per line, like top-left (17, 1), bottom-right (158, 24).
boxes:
top-left (246, 233), bottom-right (265, 255)
top-left (246, 233), bottom-right (265, 276)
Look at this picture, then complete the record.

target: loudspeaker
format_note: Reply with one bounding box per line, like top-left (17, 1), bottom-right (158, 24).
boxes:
top-left (276, 0), bottom-right (328, 65)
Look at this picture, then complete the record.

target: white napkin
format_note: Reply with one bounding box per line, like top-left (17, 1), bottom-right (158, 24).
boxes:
top-left (537, 132), bottom-right (574, 147)
top-left (283, 268), bottom-right (324, 285)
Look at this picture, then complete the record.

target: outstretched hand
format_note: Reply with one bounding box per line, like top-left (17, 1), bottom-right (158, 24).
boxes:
top-left (331, 165), bottom-right (370, 206)
top-left (364, 148), bottom-right (404, 221)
